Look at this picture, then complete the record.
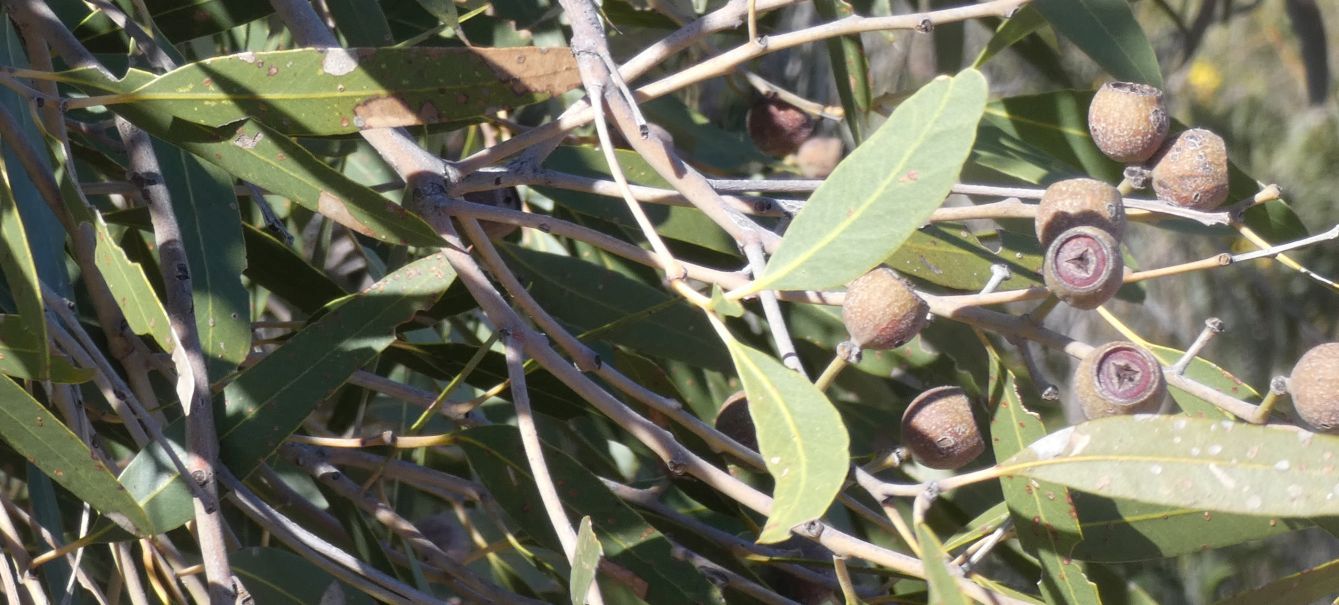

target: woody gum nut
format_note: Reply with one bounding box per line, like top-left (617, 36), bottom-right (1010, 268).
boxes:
top-left (1088, 81), bottom-right (1169, 164)
top-left (1043, 226), bottom-right (1124, 310)
top-left (714, 391), bottom-right (759, 451)
top-left (901, 386), bottom-right (984, 470)
top-left (1151, 128), bottom-right (1231, 211)
top-left (841, 267), bottom-right (930, 350)
top-left (1074, 341), bottom-right (1167, 419)
top-left (1290, 343), bottom-right (1339, 432)
top-left (1035, 177), bottom-right (1126, 248)
top-left (797, 136), bottom-right (844, 179)
top-left (747, 96), bottom-right (815, 157)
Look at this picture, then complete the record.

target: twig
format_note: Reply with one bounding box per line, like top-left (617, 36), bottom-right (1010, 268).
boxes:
top-left (1171, 318), bottom-right (1226, 375)
top-left (745, 242), bottom-right (808, 377)
top-left (503, 334), bottom-right (606, 605)
top-left (673, 545), bottom-right (802, 605)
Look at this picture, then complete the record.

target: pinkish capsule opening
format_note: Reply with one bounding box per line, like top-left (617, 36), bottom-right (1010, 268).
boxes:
top-left (1095, 345), bottom-right (1159, 403)
top-left (1051, 232), bottom-right (1113, 290)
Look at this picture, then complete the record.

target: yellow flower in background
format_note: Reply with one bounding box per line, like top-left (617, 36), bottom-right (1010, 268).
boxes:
top-left (1187, 59), bottom-right (1224, 104)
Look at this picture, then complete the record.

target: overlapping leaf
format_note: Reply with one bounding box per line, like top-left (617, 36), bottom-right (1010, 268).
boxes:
top-left (1002, 416), bottom-right (1339, 517)
top-left (0, 153), bottom-right (47, 378)
top-left (750, 69), bottom-right (987, 294)
top-left (0, 316), bottom-right (90, 383)
top-left (725, 340), bottom-right (849, 543)
top-left (1033, 0), bottom-right (1162, 86)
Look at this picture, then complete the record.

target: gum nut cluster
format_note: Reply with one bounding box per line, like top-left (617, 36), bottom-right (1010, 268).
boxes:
top-left (841, 267), bottom-right (930, 350)
top-left (1150, 129), bottom-right (1231, 210)
top-left (1289, 343), bottom-right (1339, 432)
top-left (1043, 225), bottom-right (1124, 310)
top-left (747, 95), bottom-right (815, 157)
top-left (714, 391), bottom-right (759, 451)
top-left (1088, 81), bottom-right (1169, 164)
top-left (1035, 178), bottom-right (1126, 248)
top-left (1073, 341), bottom-right (1167, 420)
top-left (901, 386), bottom-right (984, 470)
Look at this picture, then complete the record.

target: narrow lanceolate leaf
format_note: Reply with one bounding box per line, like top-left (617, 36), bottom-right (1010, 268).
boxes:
top-left (102, 47), bottom-right (579, 135)
top-left (230, 547), bottom-right (373, 605)
top-left (0, 316), bottom-right (90, 383)
top-left (914, 524), bottom-right (971, 605)
top-left (1002, 416), bottom-right (1339, 517)
top-left (152, 140), bottom-right (250, 383)
top-left (751, 69), bottom-right (987, 294)
top-left (458, 426), bottom-right (723, 605)
top-left (570, 517), bottom-right (603, 605)
top-left (89, 214), bottom-right (175, 353)
top-left (0, 375), bottom-right (151, 533)
top-left (1215, 556), bottom-right (1339, 605)
top-left (987, 350), bottom-right (1101, 604)
top-left (115, 253), bottom-right (454, 534)
top-left (0, 152), bottom-right (46, 378)
top-left (1033, 0), bottom-right (1162, 87)
top-left (973, 5), bottom-right (1048, 68)
top-left (726, 341), bottom-right (849, 543)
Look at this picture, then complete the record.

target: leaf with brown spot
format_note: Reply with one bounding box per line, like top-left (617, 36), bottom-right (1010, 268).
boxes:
top-left (88, 47), bottom-right (580, 135)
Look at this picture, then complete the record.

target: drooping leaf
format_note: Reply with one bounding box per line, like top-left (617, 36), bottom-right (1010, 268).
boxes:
top-left (500, 245), bottom-right (731, 371)
top-left (725, 340), bottom-right (849, 543)
top-left (0, 375), bottom-right (151, 534)
top-left (751, 69), bottom-right (987, 294)
top-left (813, 0), bottom-right (870, 143)
top-left (914, 523), bottom-right (972, 605)
top-left (90, 213), bottom-right (176, 353)
top-left (326, 0), bottom-right (394, 46)
top-left (570, 516), bottom-right (603, 605)
top-left (973, 5), bottom-right (1049, 68)
top-left (0, 316), bottom-right (90, 383)
top-left (72, 0), bottom-right (274, 51)
top-left (1215, 556), bottom-right (1339, 605)
top-left (0, 152), bottom-right (47, 378)
top-left (240, 224), bottom-right (348, 314)
top-left (57, 66), bottom-right (444, 247)
top-left (1001, 416), bottom-right (1339, 517)
top-left (987, 347), bottom-right (1102, 603)
top-left (1033, 0), bottom-right (1163, 86)
top-left (152, 140), bottom-right (250, 383)
top-left (99, 48), bottom-right (579, 135)
top-left (458, 425), bottom-right (723, 605)
top-left (889, 224), bottom-right (1043, 292)
top-left (115, 253), bottom-right (454, 534)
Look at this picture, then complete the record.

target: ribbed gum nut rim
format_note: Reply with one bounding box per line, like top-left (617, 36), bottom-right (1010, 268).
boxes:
top-left (1094, 345), bottom-right (1160, 404)
top-left (1104, 81), bottom-right (1163, 99)
top-left (1050, 231), bottom-right (1113, 291)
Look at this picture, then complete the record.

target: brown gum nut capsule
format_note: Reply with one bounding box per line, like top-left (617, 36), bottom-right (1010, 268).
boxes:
top-left (841, 267), bottom-right (930, 350)
top-left (1073, 341), bottom-right (1167, 420)
top-left (1088, 81), bottom-right (1170, 164)
top-left (1290, 343), bottom-right (1339, 433)
top-left (1035, 178), bottom-right (1126, 248)
top-left (901, 386), bottom-right (984, 470)
top-left (1151, 128), bottom-right (1231, 210)
top-left (796, 136), bottom-right (844, 179)
top-left (747, 96), bottom-right (815, 157)
top-left (714, 391), bottom-right (758, 451)
top-left (1043, 226), bottom-right (1124, 310)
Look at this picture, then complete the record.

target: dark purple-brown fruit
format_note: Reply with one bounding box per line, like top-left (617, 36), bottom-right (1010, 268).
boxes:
top-left (1290, 343), bottom-right (1339, 432)
top-left (714, 391), bottom-right (758, 451)
top-left (901, 386), bottom-right (984, 470)
top-left (1150, 129), bottom-right (1230, 211)
top-left (1073, 341), bottom-right (1167, 420)
top-left (747, 96), bottom-right (814, 157)
top-left (1043, 226), bottom-right (1124, 310)
top-left (463, 187), bottom-right (522, 239)
top-left (841, 267), bottom-right (929, 350)
top-left (1088, 81), bottom-right (1169, 164)
top-left (1036, 178), bottom-right (1126, 248)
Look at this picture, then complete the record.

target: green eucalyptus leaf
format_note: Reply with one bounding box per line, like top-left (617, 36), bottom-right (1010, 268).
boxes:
top-left (0, 153), bottom-right (46, 378)
top-left (231, 547), bottom-right (374, 605)
top-left (0, 316), bottom-right (90, 383)
top-left (753, 69), bottom-right (987, 293)
top-left (1002, 416), bottom-right (1339, 517)
top-left (89, 214), bottom-right (176, 353)
top-left (974, 5), bottom-right (1049, 68)
top-left (1033, 0), bottom-right (1162, 86)
top-left (152, 140), bottom-right (250, 383)
top-left (570, 516), bottom-right (603, 605)
top-left (0, 375), bottom-right (151, 534)
top-left (889, 224), bottom-right (1043, 291)
top-left (914, 523), bottom-right (972, 605)
top-left (101, 48), bottom-right (578, 135)
top-left (725, 340), bottom-right (849, 543)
